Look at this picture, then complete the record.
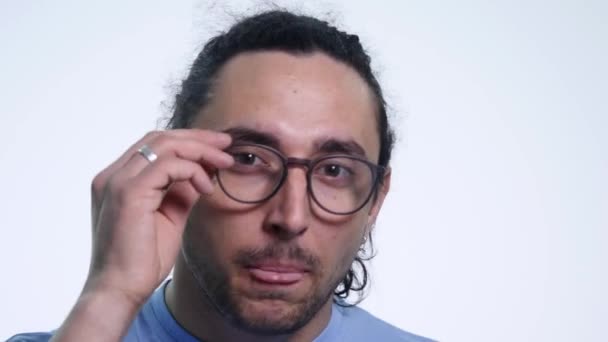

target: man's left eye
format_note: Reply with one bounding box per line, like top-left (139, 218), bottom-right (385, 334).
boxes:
top-left (322, 164), bottom-right (343, 177)
top-left (319, 164), bottom-right (353, 178)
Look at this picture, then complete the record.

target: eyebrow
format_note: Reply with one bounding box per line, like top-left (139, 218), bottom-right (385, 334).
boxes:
top-left (223, 126), bottom-right (281, 149)
top-left (316, 139), bottom-right (367, 158)
top-left (222, 126), bottom-right (368, 158)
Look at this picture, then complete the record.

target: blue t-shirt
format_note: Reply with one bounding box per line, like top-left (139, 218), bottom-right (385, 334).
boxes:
top-left (8, 282), bottom-right (433, 341)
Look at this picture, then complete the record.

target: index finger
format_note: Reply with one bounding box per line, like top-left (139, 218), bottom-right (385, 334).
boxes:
top-left (91, 129), bottom-right (231, 205)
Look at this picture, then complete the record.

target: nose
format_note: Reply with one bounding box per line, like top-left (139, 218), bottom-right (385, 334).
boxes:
top-left (263, 166), bottom-right (310, 240)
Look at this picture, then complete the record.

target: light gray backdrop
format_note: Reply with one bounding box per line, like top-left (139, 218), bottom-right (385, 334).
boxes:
top-left (1, 1), bottom-right (606, 341)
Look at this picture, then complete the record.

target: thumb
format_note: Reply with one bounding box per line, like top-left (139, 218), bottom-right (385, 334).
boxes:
top-left (159, 180), bottom-right (202, 229)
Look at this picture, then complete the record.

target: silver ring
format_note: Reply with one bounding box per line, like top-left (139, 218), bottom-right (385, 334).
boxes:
top-left (137, 144), bottom-right (158, 163)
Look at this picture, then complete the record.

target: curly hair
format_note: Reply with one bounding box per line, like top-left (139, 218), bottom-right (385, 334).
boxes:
top-left (167, 9), bottom-right (395, 304)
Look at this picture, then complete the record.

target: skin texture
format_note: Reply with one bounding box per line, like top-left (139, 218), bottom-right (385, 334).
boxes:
top-left (167, 51), bottom-right (391, 341)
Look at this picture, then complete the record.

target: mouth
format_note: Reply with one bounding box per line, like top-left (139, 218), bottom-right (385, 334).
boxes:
top-left (245, 262), bottom-right (311, 286)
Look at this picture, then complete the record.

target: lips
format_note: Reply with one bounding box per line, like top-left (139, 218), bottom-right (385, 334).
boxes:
top-left (246, 262), bottom-right (310, 285)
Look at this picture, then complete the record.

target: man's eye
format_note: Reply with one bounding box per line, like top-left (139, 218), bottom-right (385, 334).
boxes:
top-left (233, 152), bottom-right (259, 165)
top-left (321, 164), bottom-right (348, 178)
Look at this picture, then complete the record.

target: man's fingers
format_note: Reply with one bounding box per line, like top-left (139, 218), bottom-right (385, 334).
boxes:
top-left (92, 130), bottom-right (231, 203)
top-left (158, 181), bottom-right (201, 228)
top-left (120, 137), bottom-right (234, 180)
top-left (133, 158), bottom-right (216, 198)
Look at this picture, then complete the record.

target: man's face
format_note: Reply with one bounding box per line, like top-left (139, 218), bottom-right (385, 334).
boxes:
top-left (183, 51), bottom-right (389, 333)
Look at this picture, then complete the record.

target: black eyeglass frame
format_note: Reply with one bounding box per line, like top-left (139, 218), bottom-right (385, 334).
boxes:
top-left (216, 143), bottom-right (386, 215)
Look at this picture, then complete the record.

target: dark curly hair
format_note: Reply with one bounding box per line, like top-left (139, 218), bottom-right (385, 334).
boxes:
top-left (167, 9), bottom-right (395, 304)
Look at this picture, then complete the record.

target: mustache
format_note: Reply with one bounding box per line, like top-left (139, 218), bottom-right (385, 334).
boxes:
top-left (234, 243), bottom-right (321, 271)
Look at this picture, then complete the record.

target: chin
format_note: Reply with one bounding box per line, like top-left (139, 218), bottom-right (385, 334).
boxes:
top-left (188, 268), bottom-right (334, 335)
top-left (234, 298), bottom-right (306, 334)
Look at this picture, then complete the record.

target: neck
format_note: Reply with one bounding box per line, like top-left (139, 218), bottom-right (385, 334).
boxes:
top-left (165, 253), bottom-right (333, 342)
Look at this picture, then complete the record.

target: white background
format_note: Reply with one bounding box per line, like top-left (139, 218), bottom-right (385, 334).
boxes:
top-left (1, 1), bottom-right (606, 341)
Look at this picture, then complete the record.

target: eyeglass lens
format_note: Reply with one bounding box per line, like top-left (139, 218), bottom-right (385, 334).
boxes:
top-left (217, 145), bottom-right (375, 214)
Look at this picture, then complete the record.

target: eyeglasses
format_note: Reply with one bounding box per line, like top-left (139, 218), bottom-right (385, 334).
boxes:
top-left (216, 143), bottom-right (386, 215)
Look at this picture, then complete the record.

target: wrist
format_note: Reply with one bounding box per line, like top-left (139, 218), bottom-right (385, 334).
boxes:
top-left (82, 273), bottom-right (151, 310)
top-left (78, 285), bottom-right (144, 316)
top-left (50, 286), bottom-right (144, 342)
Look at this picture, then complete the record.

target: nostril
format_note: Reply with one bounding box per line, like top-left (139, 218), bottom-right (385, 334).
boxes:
top-left (266, 223), bottom-right (308, 241)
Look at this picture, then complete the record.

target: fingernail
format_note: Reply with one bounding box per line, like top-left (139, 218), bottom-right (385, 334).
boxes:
top-left (218, 132), bottom-right (232, 143)
top-left (221, 152), bottom-right (234, 165)
top-left (200, 179), bottom-right (214, 194)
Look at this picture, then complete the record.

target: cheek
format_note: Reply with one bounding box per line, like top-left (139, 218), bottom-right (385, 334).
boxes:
top-left (185, 199), bottom-right (262, 267)
top-left (316, 215), bottom-right (368, 277)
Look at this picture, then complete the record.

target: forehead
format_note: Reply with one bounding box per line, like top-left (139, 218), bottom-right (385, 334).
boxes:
top-left (195, 51), bottom-right (380, 161)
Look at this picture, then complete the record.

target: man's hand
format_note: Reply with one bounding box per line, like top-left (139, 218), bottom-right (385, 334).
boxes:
top-left (51, 129), bottom-right (233, 341)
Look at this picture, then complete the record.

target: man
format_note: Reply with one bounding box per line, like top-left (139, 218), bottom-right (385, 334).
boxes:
top-left (10, 10), bottom-right (432, 342)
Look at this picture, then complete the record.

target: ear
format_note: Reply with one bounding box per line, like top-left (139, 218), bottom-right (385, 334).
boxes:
top-left (365, 166), bottom-right (392, 234)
